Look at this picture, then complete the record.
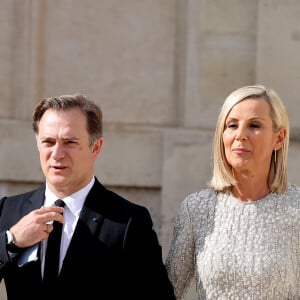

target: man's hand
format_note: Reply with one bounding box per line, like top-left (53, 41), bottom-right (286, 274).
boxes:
top-left (9, 206), bottom-right (64, 248)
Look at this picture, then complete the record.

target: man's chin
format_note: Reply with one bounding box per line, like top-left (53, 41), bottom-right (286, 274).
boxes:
top-left (47, 176), bottom-right (68, 187)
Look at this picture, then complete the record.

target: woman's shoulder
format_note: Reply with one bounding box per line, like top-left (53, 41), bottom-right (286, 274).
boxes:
top-left (268, 184), bottom-right (300, 211)
top-left (284, 183), bottom-right (300, 201)
top-left (281, 183), bottom-right (300, 197)
top-left (184, 187), bottom-right (217, 200)
top-left (181, 188), bottom-right (219, 211)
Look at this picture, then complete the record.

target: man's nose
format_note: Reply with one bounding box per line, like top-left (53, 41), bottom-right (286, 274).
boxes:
top-left (51, 144), bottom-right (65, 159)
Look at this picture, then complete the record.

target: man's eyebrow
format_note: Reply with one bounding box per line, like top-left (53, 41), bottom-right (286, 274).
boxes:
top-left (39, 136), bottom-right (80, 140)
top-left (64, 137), bottom-right (80, 140)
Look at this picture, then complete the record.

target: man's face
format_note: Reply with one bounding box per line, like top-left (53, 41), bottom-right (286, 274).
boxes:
top-left (37, 107), bottom-right (103, 196)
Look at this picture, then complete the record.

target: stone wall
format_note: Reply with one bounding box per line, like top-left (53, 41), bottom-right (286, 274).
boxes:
top-left (1, 1), bottom-right (300, 299)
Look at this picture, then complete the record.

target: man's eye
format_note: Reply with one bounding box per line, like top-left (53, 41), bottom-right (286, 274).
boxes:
top-left (66, 141), bottom-right (79, 146)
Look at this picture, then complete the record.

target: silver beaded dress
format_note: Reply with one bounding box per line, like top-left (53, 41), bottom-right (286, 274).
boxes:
top-left (165, 184), bottom-right (300, 300)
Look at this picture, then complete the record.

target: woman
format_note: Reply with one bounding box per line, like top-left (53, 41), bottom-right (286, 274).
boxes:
top-left (165, 85), bottom-right (300, 299)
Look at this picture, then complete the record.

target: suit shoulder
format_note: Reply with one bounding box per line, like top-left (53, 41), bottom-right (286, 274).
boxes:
top-left (106, 188), bottom-right (149, 215)
top-left (90, 179), bottom-right (151, 219)
top-left (1, 186), bottom-right (44, 206)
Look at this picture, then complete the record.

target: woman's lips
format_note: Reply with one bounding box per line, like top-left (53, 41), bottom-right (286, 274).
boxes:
top-left (232, 147), bottom-right (250, 153)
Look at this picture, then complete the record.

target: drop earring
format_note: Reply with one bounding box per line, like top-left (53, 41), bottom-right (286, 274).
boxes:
top-left (274, 149), bottom-right (277, 163)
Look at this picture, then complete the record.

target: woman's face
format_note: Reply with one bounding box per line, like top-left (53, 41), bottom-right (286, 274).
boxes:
top-left (222, 98), bottom-right (284, 176)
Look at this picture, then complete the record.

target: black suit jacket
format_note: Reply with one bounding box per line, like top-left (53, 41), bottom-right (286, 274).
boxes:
top-left (0, 178), bottom-right (175, 300)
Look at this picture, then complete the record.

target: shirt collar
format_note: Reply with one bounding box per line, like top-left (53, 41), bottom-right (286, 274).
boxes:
top-left (44, 177), bottom-right (95, 216)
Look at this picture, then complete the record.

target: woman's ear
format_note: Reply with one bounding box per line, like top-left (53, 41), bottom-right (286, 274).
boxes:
top-left (275, 128), bottom-right (286, 150)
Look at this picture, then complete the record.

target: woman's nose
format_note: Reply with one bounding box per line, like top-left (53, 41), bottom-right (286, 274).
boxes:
top-left (235, 127), bottom-right (247, 141)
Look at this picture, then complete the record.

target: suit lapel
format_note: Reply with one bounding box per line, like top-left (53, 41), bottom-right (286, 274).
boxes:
top-left (61, 179), bottom-right (128, 265)
top-left (24, 187), bottom-right (46, 213)
top-left (78, 205), bottom-right (104, 237)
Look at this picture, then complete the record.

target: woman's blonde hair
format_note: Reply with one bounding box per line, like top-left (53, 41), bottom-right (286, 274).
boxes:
top-left (209, 84), bottom-right (289, 193)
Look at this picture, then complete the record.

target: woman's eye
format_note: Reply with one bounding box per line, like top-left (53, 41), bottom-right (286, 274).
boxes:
top-left (250, 123), bottom-right (260, 128)
top-left (226, 123), bottom-right (237, 128)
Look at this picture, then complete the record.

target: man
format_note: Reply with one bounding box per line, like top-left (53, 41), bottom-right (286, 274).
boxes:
top-left (0, 94), bottom-right (175, 300)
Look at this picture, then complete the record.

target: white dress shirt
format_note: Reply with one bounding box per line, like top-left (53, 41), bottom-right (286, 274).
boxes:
top-left (41, 177), bottom-right (95, 275)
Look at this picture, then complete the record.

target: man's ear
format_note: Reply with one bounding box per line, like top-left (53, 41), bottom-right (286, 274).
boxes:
top-left (91, 137), bottom-right (104, 156)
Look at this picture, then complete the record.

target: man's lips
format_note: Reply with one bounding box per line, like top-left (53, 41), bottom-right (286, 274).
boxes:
top-left (50, 166), bottom-right (67, 170)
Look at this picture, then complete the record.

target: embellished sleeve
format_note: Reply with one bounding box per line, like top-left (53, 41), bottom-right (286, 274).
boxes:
top-left (165, 196), bottom-right (195, 300)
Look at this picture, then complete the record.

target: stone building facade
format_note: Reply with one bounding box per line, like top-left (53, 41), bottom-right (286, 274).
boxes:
top-left (1, 1), bottom-right (300, 299)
